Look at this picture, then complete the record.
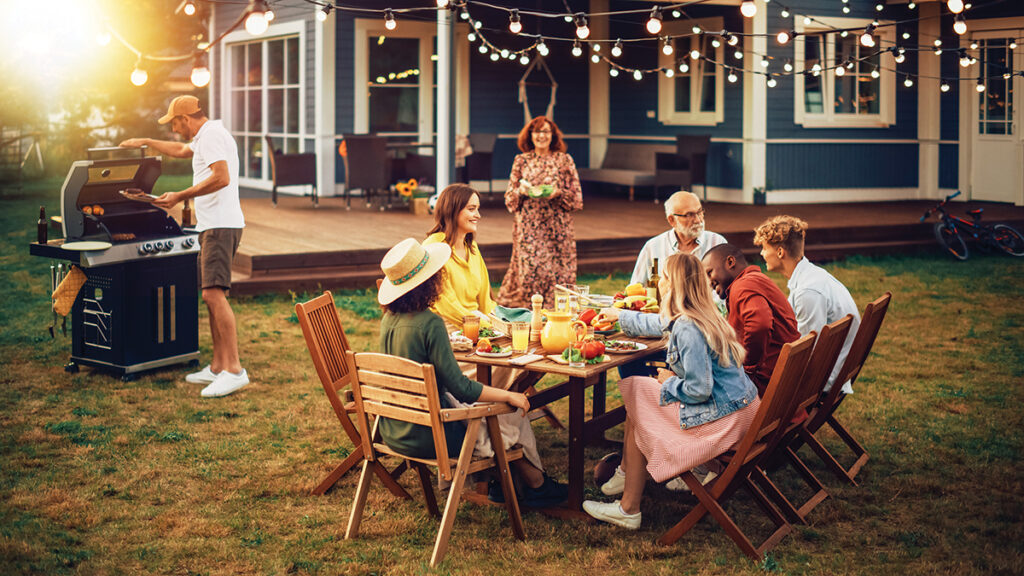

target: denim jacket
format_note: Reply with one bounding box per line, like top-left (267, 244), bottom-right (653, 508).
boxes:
top-left (619, 310), bottom-right (759, 429)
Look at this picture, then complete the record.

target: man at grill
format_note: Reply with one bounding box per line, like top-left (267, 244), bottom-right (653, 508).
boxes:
top-left (120, 95), bottom-right (248, 398)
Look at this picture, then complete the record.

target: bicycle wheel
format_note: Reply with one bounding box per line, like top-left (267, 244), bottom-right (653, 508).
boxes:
top-left (934, 221), bottom-right (969, 260)
top-left (992, 224), bottom-right (1024, 256)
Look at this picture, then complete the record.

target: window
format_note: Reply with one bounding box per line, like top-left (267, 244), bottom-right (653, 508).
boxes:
top-left (977, 38), bottom-right (1013, 135)
top-left (794, 16), bottom-right (895, 127)
top-left (658, 18), bottom-right (724, 125)
top-left (223, 21), bottom-right (305, 184)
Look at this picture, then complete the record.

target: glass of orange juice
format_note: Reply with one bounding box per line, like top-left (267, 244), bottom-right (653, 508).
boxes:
top-left (462, 316), bottom-right (480, 343)
top-left (511, 322), bottom-right (530, 353)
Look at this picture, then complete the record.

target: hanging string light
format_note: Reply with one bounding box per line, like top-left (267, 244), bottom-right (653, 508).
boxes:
top-left (953, 14), bottom-right (967, 35)
top-left (384, 9), bottom-right (397, 31)
top-left (265, 7), bottom-right (275, 22)
top-left (646, 7), bottom-right (663, 35)
top-left (740, 0), bottom-right (757, 18)
top-left (860, 23), bottom-right (877, 48)
top-left (130, 58), bottom-right (148, 86)
top-left (183, 0), bottom-right (196, 16)
top-left (767, 74), bottom-right (777, 87)
top-left (940, 82), bottom-right (951, 92)
top-left (190, 52), bottom-right (210, 87)
top-left (727, 68), bottom-right (738, 83)
top-left (244, 0), bottom-right (269, 35)
top-left (976, 76), bottom-right (986, 92)
top-left (571, 39), bottom-right (583, 57)
top-left (784, 59), bottom-right (793, 72)
top-left (835, 61), bottom-right (847, 76)
top-left (316, 5), bottom-right (332, 23)
top-left (959, 49), bottom-right (972, 67)
top-left (633, 69), bottom-right (643, 80)
top-left (777, 30), bottom-right (794, 45)
top-left (947, 0), bottom-right (965, 14)
top-left (662, 37), bottom-right (674, 55)
top-left (537, 39), bottom-right (549, 56)
top-left (508, 9), bottom-right (522, 34)
top-left (575, 13), bottom-right (590, 39)
top-left (611, 39), bottom-right (623, 57)
top-left (904, 75), bottom-right (914, 87)
top-left (678, 60), bottom-right (689, 73)
top-left (591, 53), bottom-right (600, 63)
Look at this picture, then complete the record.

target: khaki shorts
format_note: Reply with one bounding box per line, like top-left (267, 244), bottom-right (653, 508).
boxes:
top-left (198, 228), bottom-right (243, 290)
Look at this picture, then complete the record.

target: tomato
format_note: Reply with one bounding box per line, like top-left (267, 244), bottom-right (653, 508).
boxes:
top-left (579, 308), bottom-right (597, 325)
top-left (581, 339), bottom-right (605, 359)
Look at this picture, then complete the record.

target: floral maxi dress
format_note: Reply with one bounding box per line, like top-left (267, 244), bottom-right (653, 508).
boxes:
top-left (498, 150), bottom-right (584, 308)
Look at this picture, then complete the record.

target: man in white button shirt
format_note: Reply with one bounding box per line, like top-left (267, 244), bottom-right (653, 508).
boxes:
top-left (629, 190), bottom-right (727, 286)
top-left (753, 215), bottom-right (860, 394)
top-left (120, 95), bottom-right (249, 398)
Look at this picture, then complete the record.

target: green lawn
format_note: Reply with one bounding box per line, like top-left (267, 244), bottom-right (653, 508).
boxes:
top-left (1, 178), bottom-right (1022, 575)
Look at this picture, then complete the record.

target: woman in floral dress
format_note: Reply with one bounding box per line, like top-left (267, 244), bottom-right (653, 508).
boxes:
top-left (498, 116), bottom-right (584, 308)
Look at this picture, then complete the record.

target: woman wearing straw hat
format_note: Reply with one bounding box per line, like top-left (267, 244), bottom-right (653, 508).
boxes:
top-left (378, 238), bottom-right (567, 507)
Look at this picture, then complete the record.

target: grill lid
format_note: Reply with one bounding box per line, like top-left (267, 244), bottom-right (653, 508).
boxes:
top-left (60, 147), bottom-right (184, 242)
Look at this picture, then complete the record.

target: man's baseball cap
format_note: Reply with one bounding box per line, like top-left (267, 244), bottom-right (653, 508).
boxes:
top-left (158, 95), bottom-right (202, 124)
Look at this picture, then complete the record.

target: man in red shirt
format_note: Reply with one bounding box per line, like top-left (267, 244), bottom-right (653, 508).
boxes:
top-left (702, 243), bottom-right (799, 394)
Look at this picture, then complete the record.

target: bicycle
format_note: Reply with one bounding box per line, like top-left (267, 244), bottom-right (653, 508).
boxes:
top-left (920, 191), bottom-right (1024, 260)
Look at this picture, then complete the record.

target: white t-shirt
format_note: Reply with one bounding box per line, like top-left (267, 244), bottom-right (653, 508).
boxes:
top-left (190, 119), bottom-right (245, 232)
top-left (629, 228), bottom-right (727, 285)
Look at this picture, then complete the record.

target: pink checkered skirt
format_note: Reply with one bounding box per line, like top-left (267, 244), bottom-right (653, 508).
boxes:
top-left (619, 376), bottom-right (761, 483)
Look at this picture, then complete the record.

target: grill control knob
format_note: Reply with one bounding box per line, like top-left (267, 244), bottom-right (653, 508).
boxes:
top-left (137, 244), bottom-right (148, 255)
top-left (155, 241), bottom-right (165, 252)
top-left (165, 239), bottom-right (175, 251)
top-left (142, 242), bottom-right (155, 254)
top-left (182, 237), bottom-right (195, 249)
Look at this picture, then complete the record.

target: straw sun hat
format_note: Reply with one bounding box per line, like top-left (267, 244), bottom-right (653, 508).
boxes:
top-left (377, 238), bottom-right (452, 305)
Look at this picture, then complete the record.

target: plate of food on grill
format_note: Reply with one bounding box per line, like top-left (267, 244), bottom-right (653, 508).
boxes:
top-left (474, 338), bottom-right (512, 358)
top-left (451, 327), bottom-right (505, 340)
top-left (603, 340), bottom-right (647, 354)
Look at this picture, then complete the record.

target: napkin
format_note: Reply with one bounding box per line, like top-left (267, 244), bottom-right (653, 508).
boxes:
top-left (493, 305), bottom-right (532, 323)
top-left (52, 265), bottom-right (87, 317)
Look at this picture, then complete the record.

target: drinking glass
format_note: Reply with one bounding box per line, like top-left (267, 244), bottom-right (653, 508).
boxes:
top-left (462, 316), bottom-right (480, 343)
top-left (511, 322), bottom-right (530, 353)
top-left (569, 344), bottom-right (585, 368)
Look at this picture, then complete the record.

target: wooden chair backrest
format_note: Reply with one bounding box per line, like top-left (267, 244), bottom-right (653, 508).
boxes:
top-left (295, 291), bottom-right (354, 420)
top-left (795, 315), bottom-right (854, 417)
top-left (815, 293), bottom-right (892, 424)
top-left (715, 332), bottom-right (816, 492)
top-left (265, 134), bottom-right (316, 187)
top-left (346, 351), bottom-right (453, 480)
top-left (342, 134), bottom-right (390, 190)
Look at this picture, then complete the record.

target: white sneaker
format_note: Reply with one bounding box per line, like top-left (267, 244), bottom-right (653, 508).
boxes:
top-left (186, 364), bottom-right (219, 384)
top-left (666, 469), bottom-right (718, 492)
top-left (583, 500), bottom-right (641, 530)
top-left (601, 466), bottom-right (626, 496)
top-left (200, 369), bottom-right (249, 398)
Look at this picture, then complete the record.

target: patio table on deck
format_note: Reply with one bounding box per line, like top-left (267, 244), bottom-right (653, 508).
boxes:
top-left (453, 334), bottom-right (667, 513)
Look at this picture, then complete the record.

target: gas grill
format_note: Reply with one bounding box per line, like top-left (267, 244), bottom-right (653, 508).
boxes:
top-left (30, 147), bottom-right (200, 379)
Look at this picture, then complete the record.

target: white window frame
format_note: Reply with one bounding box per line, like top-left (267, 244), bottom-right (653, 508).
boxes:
top-left (353, 19), bottom-right (470, 141)
top-left (794, 16), bottom-right (896, 128)
top-left (658, 16), bottom-right (725, 126)
top-left (220, 20), bottom-right (307, 188)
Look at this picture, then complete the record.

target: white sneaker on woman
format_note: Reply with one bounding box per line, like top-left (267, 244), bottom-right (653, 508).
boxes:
top-left (665, 469), bottom-right (718, 492)
top-left (600, 466), bottom-right (626, 496)
top-left (583, 500), bottom-right (641, 530)
top-left (200, 369), bottom-right (249, 398)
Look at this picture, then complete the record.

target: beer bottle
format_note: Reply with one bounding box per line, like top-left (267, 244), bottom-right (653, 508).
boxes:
top-left (37, 206), bottom-right (47, 244)
top-left (647, 258), bottom-right (660, 301)
top-left (181, 199), bottom-right (193, 228)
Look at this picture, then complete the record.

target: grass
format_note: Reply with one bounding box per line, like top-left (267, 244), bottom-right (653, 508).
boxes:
top-left (2, 178), bottom-right (1023, 574)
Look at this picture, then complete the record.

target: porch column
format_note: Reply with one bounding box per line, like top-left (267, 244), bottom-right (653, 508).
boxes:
top-left (437, 9), bottom-right (455, 190)
top-left (918, 1), bottom-right (941, 199)
top-left (588, 0), bottom-right (609, 169)
top-left (742, 5), bottom-right (767, 204)
top-left (315, 12), bottom-right (337, 196)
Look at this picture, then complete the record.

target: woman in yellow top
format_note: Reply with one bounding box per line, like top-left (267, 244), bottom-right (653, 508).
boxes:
top-left (423, 183), bottom-right (495, 327)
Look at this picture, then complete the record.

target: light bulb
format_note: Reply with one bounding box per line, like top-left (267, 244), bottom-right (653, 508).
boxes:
top-left (384, 10), bottom-right (396, 30)
top-left (935, 47), bottom-right (943, 55)
top-left (467, 32), bottom-right (476, 42)
top-left (976, 81), bottom-right (985, 92)
top-left (953, 15), bottom-right (967, 35)
top-left (96, 31), bottom-right (111, 46)
top-left (841, 31), bottom-right (848, 38)
top-left (537, 41), bottom-right (549, 56)
top-left (316, 6), bottom-right (331, 22)
top-left (265, 9), bottom-right (274, 22)
top-left (836, 65), bottom-right (846, 77)
top-left (908, 1), bottom-right (916, 8)
top-left (1004, 72), bottom-right (1013, 80)
top-left (665, 68), bottom-right (674, 78)
top-left (692, 25), bottom-right (702, 34)
top-left (895, 53), bottom-right (906, 63)
top-left (130, 65), bottom-right (148, 86)
top-left (876, 3), bottom-right (884, 11)
top-left (611, 40), bottom-right (623, 57)
top-left (947, 0), bottom-right (964, 14)
top-left (1010, 41), bottom-right (1017, 50)
top-left (934, 39), bottom-right (943, 47)
top-left (662, 39), bottom-right (674, 55)
top-left (245, 11), bottom-right (268, 35)
top-left (437, 0), bottom-right (449, 7)
top-left (509, 10), bottom-right (521, 34)
top-left (520, 54), bottom-right (529, 65)
top-left (734, 50), bottom-right (743, 60)
top-left (690, 49), bottom-right (701, 60)
top-left (781, 8), bottom-right (790, 18)
top-left (903, 32), bottom-right (911, 40)
top-left (761, 58), bottom-right (770, 68)
top-left (490, 52), bottom-right (499, 61)
top-left (501, 49), bottom-right (510, 58)
top-left (184, 0), bottom-right (196, 16)
top-left (678, 62), bottom-right (690, 73)
top-left (591, 54), bottom-right (600, 63)
top-left (941, 82), bottom-right (951, 92)
top-left (904, 76), bottom-right (914, 87)
top-left (572, 41), bottom-right (582, 57)
top-left (478, 44), bottom-right (487, 54)
top-left (711, 37), bottom-right (722, 48)
top-left (843, 5), bottom-right (851, 13)
top-left (784, 60), bottom-right (793, 72)
top-left (777, 30), bottom-right (792, 45)
top-left (860, 24), bottom-right (876, 47)
top-left (804, 16), bottom-right (812, 25)
top-left (767, 77), bottom-right (777, 88)
top-left (633, 69), bottom-right (643, 81)
top-left (727, 69), bottom-right (738, 83)
top-left (191, 66), bottom-right (211, 87)
top-left (610, 68), bottom-right (619, 77)
top-left (646, 7), bottom-right (663, 34)
top-left (812, 63), bottom-right (822, 73)
top-left (960, 54), bottom-right (972, 67)
top-left (593, 43), bottom-right (601, 52)
top-left (460, 8), bottom-right (469, 20)
top-left (576, 14), bottom-right (590, 39)
top-left (871, 68), bottom-right (880, 79)
top-left (728, 33), bottom-right (740, 46)
top-left (672, 10), bottom-right (681, 18)
top-left (740, 0), bottom-right (757, 18)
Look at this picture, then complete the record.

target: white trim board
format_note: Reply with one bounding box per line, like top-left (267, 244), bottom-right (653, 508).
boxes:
top-left (759, 187), bottom-right (957, 204)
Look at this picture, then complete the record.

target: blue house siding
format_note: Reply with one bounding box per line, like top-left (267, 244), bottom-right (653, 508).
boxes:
top-left (767, 143), bottom-right (918, 190)
top-left (334, 14), bottom-right (356, 181)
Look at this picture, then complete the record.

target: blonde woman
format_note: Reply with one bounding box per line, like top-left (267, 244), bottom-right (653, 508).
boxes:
top-left (583, 253), bottom-right (761, 529)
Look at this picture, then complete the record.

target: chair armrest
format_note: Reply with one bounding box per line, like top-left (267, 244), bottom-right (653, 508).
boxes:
top-left (440, 402), bottom-right (516, 422)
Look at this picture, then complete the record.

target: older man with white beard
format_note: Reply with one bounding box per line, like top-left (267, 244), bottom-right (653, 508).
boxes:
top-left (629, 191), bottom-right (726, 286)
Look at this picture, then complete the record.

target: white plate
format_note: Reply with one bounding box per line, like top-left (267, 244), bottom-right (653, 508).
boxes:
top-left (475, 349), bottom-right (512, 358)
top-left (451, 329), bottom-right (505, 340)
top-left (603, 341), bottom-right (648, 354)
top-left (62, 240), bottom-right (112, 251)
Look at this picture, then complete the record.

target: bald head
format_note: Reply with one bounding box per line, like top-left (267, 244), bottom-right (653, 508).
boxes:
top-left (663, 191), bottom-right (701, 218)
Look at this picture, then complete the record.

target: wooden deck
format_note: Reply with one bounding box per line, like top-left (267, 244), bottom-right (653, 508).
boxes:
top-left (229, 192), bottom-right (1024, 295)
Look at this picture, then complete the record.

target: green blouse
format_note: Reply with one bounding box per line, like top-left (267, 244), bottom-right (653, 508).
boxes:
top-left (378, 309), bottom-right (484, 457)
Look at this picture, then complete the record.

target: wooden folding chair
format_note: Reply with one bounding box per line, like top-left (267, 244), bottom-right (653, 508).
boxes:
top-left (657, 333), bottom-right (816, 561)
top-left (755, 315), bottom-right (854, 524)
top-left (344, 351), bottom-right (526, 568)
top-left (802, 293), bottom-right (892, 485)
top-left (295, 291), bottom-right (410, 498)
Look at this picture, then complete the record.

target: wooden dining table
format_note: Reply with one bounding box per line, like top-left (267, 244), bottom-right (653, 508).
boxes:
top-left (452, 333), bottom-right (667, 512)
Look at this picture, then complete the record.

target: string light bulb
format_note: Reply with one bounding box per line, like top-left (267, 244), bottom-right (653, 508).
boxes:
top-left (467, 31), bottom-right (476, 42)
top-left (537, 40), bottom-right (549, 57)
top-left (904, 76), bottom-right (914, 88)
top-left (633, 69), bottom-right (643, 80)
top-left (245, 0), bottom-right (269, 35)
top-left (678, 61), bottom-right (689, 73)
top-left (572, 40), bottom-right (583, 57)
top-left (835, 63), bottom-right (846, 77)
top-left (960, 50), bottom-right (972, 67)
top-left (384, 9), bottom-right (396, 30)
top-left (190, 52), bottom-right (210, 87)
top-left (575, 13), bottom-right (590, 39)
top-left (761, 58), bottom-right (770, 68)
top-left (875, 3), bottom-right (884, 11)
top-left (692, 25), bottom-right (702, 34)
top-left (662, 38), bottom-right (674, 55)
top-left (436, 0), bottom-right (449, 7)
top-left (767, 75), bottom-right (777, 87)
top-left (611, 39), bottom-right (623, 57)
top-left (908, 1), bottom-right (916, 8)
top-left (478, 44), bottom-right (487, 54)
top-left (460, 7), bottom-right (469, 20)
top-left (665, 68), bottom-right (674, 78)
top-left (976, 79), bottom-right (986, 92)
top-left (740, 0), bottom-right (757, 18)
top-left (591, 53), bottom-right (600, 63)
top-left (953, 14), bottom-right (967, 35)
top-left (780, 8), bottom-right (790, 18)
top-left (593, 43), bottom-right (601, 52)
top-left (646, 7), bottom-right (663, 34)
top-left (1010, 41), bottom-right (1017, 50)
top-left (509, 9), bottom-right (522, 34)
top-left (711, 37), bottom-right (722, 49)
top-left (183, 0), bottom-right (196, 16)
top-left (265, 8), bottom-right (274, 22)
top-left (941, 82), bottom-right (951, 92)
top-left (316, 5), bottom-right (332, 22)
top-left (860, 23), bottom-right (876, 48)
top-left (1004, 72), bottom-right (1013, 80)
top-left (894, 47), bottom-right (906, 64)
top-left (734, 50), bottom-right (743, 60)
top-left (610, 68), bottom-right (619, 77)
top-left (130, 59), bottom-right (148, 86)
top-left (784, 59), bottom-right (793, 72)
top-left (727, 68), bottom-right (738, 83)
top-left (903, 31), bottom-right (911, 40)
top-left (728, 32), bottom-right (740, 46)
top-left (947, 0), bottom-right (964, 14)
top-left (490, 51), bottom-right (499, 61)
top-left (520, 54), bottom-right (530, 65)
top-left (690, 48), bottom-right (701, 60)
top-left (777, 30), bottom-right (793, 45)
top-left (871, 67), bottom-right (880, 79)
